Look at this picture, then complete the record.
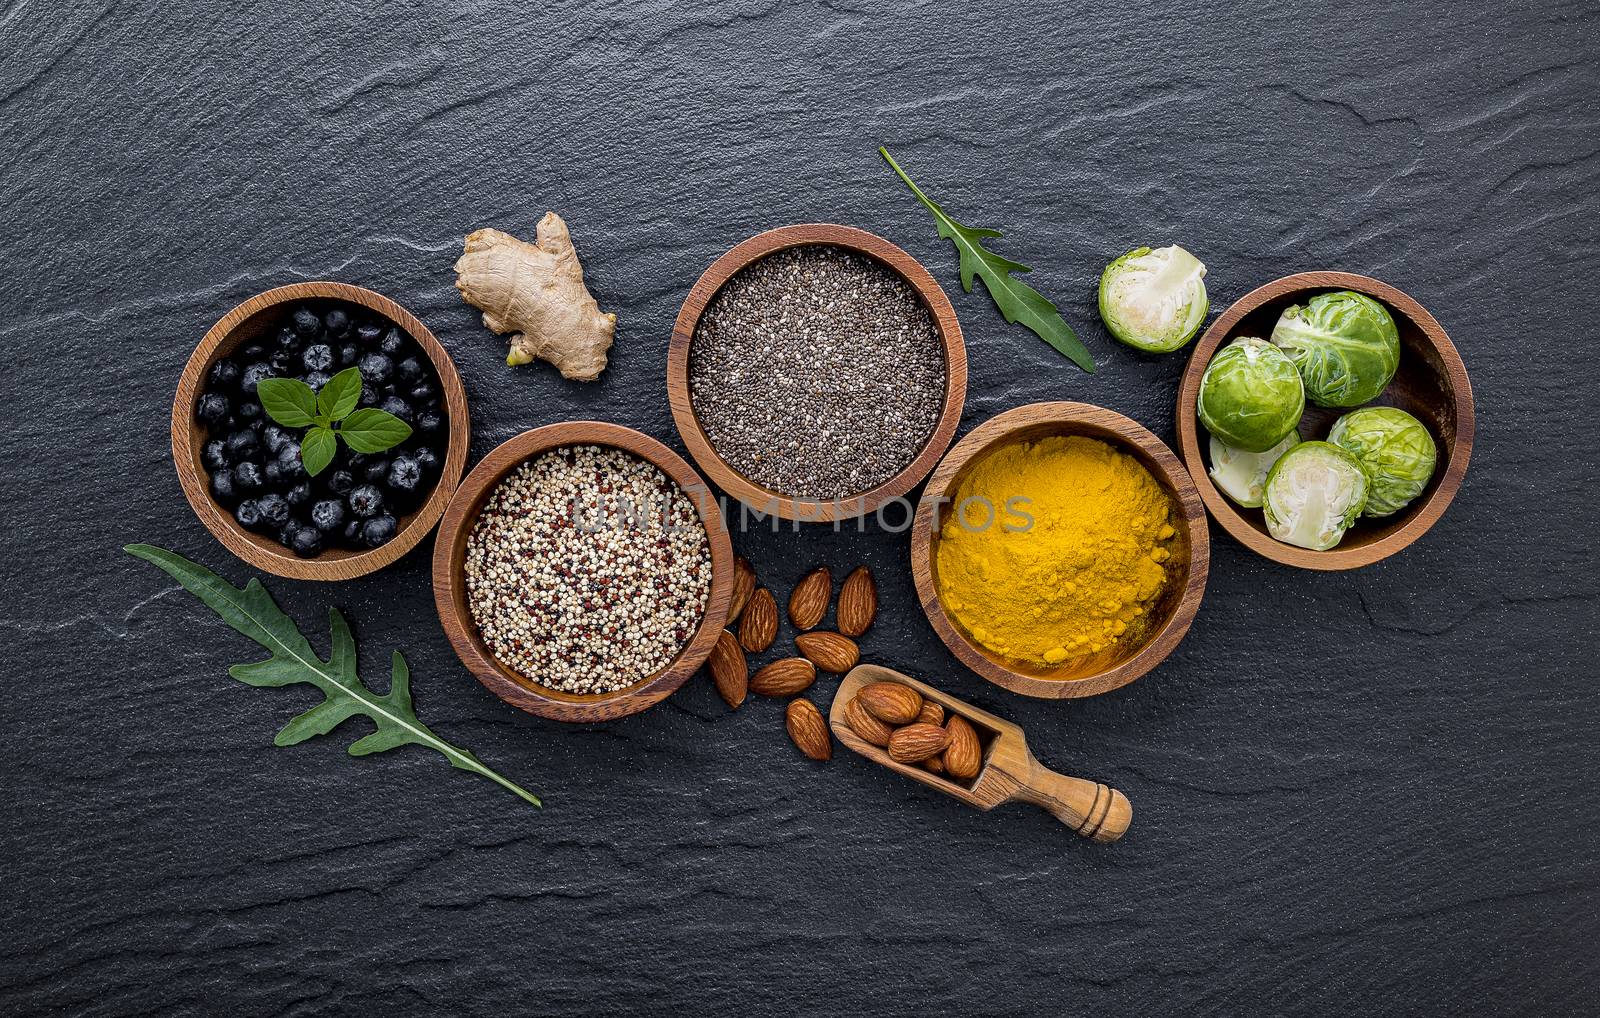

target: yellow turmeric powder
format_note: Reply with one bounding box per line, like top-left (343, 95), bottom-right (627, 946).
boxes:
top-left (935, 435), bottom-right (1177, 667)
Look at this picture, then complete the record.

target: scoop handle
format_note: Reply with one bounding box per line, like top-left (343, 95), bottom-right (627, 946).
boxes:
top-left (1014, 761), bottom-right (1132, 843)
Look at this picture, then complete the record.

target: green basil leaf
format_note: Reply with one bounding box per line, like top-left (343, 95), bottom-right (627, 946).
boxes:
top-left (316, 366), bottom-right (363, 421)
top-left (257, 377), bottom-right (318, 427)
top-left (339, 408), bottom-right (413, 453)
top-left (300, 426), bottom-right (337, 476)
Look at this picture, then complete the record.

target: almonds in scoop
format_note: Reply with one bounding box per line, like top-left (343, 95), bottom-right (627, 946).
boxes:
top-left (738, 587), bottom-right (778, 653)
top-left (888, 722), bottom-right (952, 763)
top-left (921, 755), bottom-right (945, 774)
top-left (795, 631), bottom-right (859, 674)
top-left (915, 701), bottom-right (945, 727)
top-left (788, 567), bottom-right (831, 630)
top-left (843, 695), bottom-right (894, 747)
top-left (943, 714), bottom-right (982, 779)
top-left (785, 698), bottom-right (831, 761)
top-left (749, 656), bottom-right (816, 697)
top-left (708, 629), bottom-right (747, 708)
top-left (728, 556), bottom-right (756, 622)
top-left (837, 566), bottom-right (877, 638)
top-left (858, 681), bottom-right (922, 725)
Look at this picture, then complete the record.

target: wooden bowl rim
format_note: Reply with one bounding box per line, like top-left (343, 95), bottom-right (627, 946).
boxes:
top-left (666, 223), bottom-right (968, 523)
top-left (911, 401), bottom-right (1210, 699)
top-left (1174, 271), bottom-right (1475, 571)
top-left (431, 421), bottom-right (734, 724)
top-left (171, 281), bottom-right (469, 581)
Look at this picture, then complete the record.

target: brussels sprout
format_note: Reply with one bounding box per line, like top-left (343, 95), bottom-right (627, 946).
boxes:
top-left (1262, 442), bottom-right (1370, 551)
top-left (1196, 337), bottom-right (1305, 452)
top-left (1270, 290), bottom-right (1400, 407)
top-left (1098, 245), bottom-right (1208, 352)
top-left (1209, 429), bottom-right (1300, 508)
top-left (1328, 406), bottom-right (1437, 517)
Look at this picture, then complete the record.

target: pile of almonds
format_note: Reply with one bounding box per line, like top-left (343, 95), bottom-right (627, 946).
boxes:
top-left (843, 680), bottom-right (982, 781)
top-left (706, 558), bottom-right (879, 763)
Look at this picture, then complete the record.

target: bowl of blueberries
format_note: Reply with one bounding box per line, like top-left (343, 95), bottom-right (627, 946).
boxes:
top-left (173, 281), bottom-right (468, 580)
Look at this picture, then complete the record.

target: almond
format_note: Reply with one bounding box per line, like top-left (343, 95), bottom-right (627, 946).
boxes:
top-left (887, 722), bottom-right (952, 764)
top-left (749, 657), bottom-right (816, 697)
top-left (942, 714), bottom-right (982, 780)
top-left (921, 755), bottom-right (945, 774)
top-left (738, 587), bottom-right (778, 653)
top-left (707, 630), bottom-right (747, 708)
top-left (857, 681), bottom-right (922, 725)
top-left (915, 701), bottom-right (945, 727)
top-left (795, 631), bottom-right (859, 674)
top-left (843, 695), bottom-right (894, 747)
top-left (837, 566), bottom-right (877, 638)
top-left (788, 567), bottom-right (831, 630)
top-left (728, 556), bottom-right (756, 623)
top-left (785, 698), bottom-right (831, 761)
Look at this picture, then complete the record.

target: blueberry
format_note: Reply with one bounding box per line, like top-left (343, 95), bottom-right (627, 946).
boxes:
top-left (264, 459), bottom-right (288, 486)
top-left (409, 381), bottom-right (438, 404)
top-left (379, 396), bottom-right (413, 424)
top-left (270, 351), bottom-right (298, 375)
top-left (413, 446), bottom-right (440, 473)
top-left (378, 328), bottom-right (405, 356)
top-left (241, 342), bottom-right (268, 361)
top-left (323, 307), bottom-right (351, 337)
top-left (355, 321), bottom-right (384, 345)
top-left (386, 455), bottom-right (422, 494)
top-left (275, 324), bottom-right (303, 350)
top-left (338, 342), bottom-right (360, 367)
top-left (237, 400), bottom-right (261, 423)
top-left (328, 469), bottom-right (356, 495)
top-left (342, 518), bottom-right (362, 545)
top-left (257, 493), bottom-right (290, 528)
top-left (291, 307), bottom-right (322, 338)
top-left (262, 424), bottom-right (291, 455)
top-left (302, 344), bottom-right (334, 372)
top-left (224, 430), bottom-right (259, 462)
top-left (357, 352), bottom-right (393, 385)
top-left (304, 370), bottom-right (332, 390)
top-left (197, 393), bottom-right (230, 426)
top-left (395, 356), bottom-right (424, 384)
top-left (202, 439), bottom-right (228, 471)
top-left (290, 525), bottom-right (323, 558)
top-left (310, 499), bottom-right (345, 532)
top-left (234, 499), bottom-right (263, 530)
top-left (234, 460), bottom-right (265, 493)
top-left (415, 409), bottom-right (443, 435)
top-left (286, 481), bottom-right (312, 508)
top-left (210, 468), bottom-right (239, 506)
top-left (241, 362), bottom-right (275, 394)
top-left (358, 383), bottom-right (381, 407)
top-left (361, 456), bottom-right (390, 482)
top-left (208, 359), bottom-right (241, 390)
top-left (348, 484), bottom-right (384, 518)
top-left (361, 514), bottom-right (398, 548)
top-left (275, 445), bottom-right (303, 480)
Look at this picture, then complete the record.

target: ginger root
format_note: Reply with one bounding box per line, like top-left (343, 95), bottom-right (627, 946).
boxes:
top-left (453, 212), bottom-right (616, 381)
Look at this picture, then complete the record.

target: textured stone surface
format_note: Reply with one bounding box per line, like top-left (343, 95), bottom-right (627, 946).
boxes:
top-left (3, 2), bottom-right (1598, 1014)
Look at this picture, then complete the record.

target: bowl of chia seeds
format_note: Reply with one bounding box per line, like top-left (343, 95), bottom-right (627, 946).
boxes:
top-left (432, 422), bottom-right (735, 723)
top-left (668, 224), bottom-right (968, 523)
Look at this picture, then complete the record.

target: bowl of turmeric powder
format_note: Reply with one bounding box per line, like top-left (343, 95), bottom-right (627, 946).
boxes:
top-left (910, 402), bottom-right (1209, 699)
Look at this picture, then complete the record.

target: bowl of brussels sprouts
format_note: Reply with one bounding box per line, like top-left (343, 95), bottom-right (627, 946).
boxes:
top-left (1175, 272), bottom-right (1473, 570)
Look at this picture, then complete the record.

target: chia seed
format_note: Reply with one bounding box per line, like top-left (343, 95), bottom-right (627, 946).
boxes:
top-left (689, 244), bottom-right (946, 499)
top-left (463, 445), bottom-right (712, 694)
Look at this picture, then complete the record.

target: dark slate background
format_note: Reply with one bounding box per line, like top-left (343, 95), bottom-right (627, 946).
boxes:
top-left (4, 2), bottom-right (1597, 1015)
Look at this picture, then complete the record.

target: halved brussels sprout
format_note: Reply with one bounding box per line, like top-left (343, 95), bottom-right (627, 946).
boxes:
top-left (1262, 441), bottom-right (1370, 551)
top-left (1328, 406), bottom-right (1437, 517)
top-left (1197, 337), bottom-right (1305, 452)
top-left (1098, 245), bottom-right (1209, 353)
top-left (1209, 429), bottom-right (1300, 508)
top-left (1270, 290), bottom-right (1400, 407)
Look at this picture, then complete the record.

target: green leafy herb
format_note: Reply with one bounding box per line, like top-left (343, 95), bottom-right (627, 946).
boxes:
top-left (125, 544), bottom-right (540, 807)
top-left (257, 367), bottom-right (411, 477)
top-left (879, 146), bottom-right (1095, 372)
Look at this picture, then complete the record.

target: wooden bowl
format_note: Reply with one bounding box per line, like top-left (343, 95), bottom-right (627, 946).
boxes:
top-left (667, 223), bottom-right (968, 523)
top-left (1174, 271), bottom-right (1474, 571)
top-left (431, 422), bottom-right (735, 724)
top-left (911, 402), bottom-right (1210, 699)
top-left (172, 281), bottom-right (468, 581)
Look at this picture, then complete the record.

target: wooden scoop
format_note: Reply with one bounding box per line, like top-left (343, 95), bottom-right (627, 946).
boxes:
top-left (829, 664), bottom-right (1132, 843)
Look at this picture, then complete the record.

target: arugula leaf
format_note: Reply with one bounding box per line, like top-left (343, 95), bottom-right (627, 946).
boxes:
top-left (257, 377), bottom-right (319, 427)
top-left (879, 147), bottom-right (1095, 372)
top-left (124, 544), bottom-right (540, 807)
top-left (316, 366), bottom-right (362, 422)
top-left (339, 407), bottom-right (412, 453)
top-left (300, 425), bottom-right (337, 477)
